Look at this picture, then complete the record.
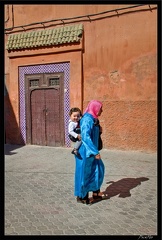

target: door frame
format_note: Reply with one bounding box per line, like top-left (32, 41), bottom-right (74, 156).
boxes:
top-left (19, 62), bottom-right (71, 147)
top-left (25, 72), bottom-right (64, 146)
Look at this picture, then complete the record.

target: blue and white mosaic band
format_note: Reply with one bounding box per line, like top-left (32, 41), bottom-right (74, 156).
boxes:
top-left (19, 62), bottom-right (71, 147)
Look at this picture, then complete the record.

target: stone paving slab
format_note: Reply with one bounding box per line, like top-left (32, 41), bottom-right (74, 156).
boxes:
top-left (4, 144), bottom-right (158, 236)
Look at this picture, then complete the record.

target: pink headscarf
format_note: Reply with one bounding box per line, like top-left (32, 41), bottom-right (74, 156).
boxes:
top-left (84, 100), bottom-right (102, 119)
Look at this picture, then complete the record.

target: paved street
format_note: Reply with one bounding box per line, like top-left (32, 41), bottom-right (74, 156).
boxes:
top-left (5, 144), bottom-right (158, 236)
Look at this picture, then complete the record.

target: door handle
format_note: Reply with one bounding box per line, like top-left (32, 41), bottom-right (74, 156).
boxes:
top-left (45, 108), bottom-right (48, 115)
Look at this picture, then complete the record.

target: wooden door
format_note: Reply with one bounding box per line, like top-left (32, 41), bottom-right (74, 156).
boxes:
top-left (31, 89), bottom-right (46, 146)
top-left (25, 73), bottom-right (64, 147)
top-left (45, 88), bottom-right (62, 146)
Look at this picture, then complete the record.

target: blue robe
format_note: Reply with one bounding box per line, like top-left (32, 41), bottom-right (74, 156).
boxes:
top-left (74, 112), bottom-right (105, 198)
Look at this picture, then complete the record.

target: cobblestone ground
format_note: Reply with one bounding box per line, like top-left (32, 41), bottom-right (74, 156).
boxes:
top-left (5, 144), bottom-right (158, 236)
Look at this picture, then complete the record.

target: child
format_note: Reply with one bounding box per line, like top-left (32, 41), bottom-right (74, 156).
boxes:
top-left (68, 107), bottom-right (82, 157)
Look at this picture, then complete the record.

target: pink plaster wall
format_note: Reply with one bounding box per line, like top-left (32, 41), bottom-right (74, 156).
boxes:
top-left (5, 4), bottom-right (157, 151)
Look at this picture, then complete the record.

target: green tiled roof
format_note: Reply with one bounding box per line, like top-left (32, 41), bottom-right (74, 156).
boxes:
top-left (6, 24), bottom-right (83, 51)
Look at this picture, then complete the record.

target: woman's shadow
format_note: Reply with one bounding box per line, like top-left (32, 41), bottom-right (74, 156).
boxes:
top-left (104, 177), bottom-right (149, 198)
top-left (90, 177), bottom-right (149, 204)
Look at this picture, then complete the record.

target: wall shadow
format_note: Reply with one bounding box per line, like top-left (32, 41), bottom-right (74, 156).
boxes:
top-left (4, 83), bottom-right (25, 146)
top-left (4, 144), bottom-right (25, 155)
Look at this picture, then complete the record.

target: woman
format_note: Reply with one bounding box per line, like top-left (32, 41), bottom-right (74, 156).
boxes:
top-left (74, 100), bottom-right (108, 204)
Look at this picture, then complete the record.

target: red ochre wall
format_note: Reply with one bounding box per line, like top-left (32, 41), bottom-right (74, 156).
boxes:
top-left (5, 4), bottom-right (157, 152)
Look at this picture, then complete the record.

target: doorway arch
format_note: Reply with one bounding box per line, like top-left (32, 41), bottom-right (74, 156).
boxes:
top-left (19, 62), bottom-right (71, 147)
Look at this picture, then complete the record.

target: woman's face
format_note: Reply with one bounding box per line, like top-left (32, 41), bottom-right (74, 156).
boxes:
top-left (97, 107), bottom-right (103, 116)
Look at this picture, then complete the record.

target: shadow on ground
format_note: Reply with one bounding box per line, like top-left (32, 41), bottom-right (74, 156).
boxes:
top-left (4, 144), bottom-right (25, 155)
top-left (104, 177), bottom-right (149, 198)
top-left (90, 177), bottom-right (149, 205)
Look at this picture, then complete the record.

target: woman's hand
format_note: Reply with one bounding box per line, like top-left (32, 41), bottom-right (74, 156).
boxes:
top-left (95, 154), bottom-right (101, 160)
top-left (77, 134), bottom-right (81, 140)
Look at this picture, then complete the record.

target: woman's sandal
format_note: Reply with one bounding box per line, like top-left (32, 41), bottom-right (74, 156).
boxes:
top-left (76, 196), bottom-right (90, 204)
top-left (92, 192), bottom-right (108, 200)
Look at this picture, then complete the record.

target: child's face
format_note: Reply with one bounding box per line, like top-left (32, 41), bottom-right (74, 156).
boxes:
top-left (70, 111), bottom-right (80, 122)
